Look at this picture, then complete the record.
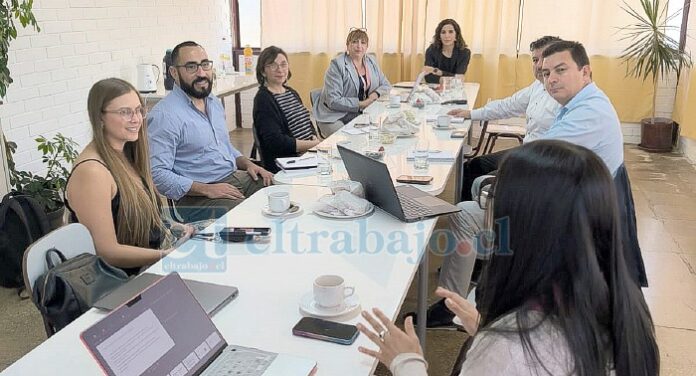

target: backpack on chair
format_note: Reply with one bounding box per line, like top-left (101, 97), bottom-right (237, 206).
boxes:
top-left (0, 192), bottom-right (50, 288)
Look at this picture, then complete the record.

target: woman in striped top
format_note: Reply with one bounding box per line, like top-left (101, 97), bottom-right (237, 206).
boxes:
top-left (253, 46), bottom-right (321, 172)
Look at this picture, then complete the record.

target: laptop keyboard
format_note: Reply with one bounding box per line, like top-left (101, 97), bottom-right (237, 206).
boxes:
top-left (397, 191), bottom-right (434, 218)
top-left (202, 345), bottom-right (277, 376)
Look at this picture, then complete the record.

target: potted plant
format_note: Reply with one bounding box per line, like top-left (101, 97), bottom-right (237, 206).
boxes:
top-left (5, 133), bottom-right (79, 229)
top-left (619, 0), bottom-right (693, 152)
top-left (2, 1), bottom-right (40, 193)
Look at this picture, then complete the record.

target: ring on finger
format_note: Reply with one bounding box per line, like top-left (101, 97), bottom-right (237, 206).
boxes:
top-left (378, 329), bottom-right (389, 340)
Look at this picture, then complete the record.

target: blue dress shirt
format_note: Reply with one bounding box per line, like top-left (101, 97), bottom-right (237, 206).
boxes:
top-left (147, 85), bottom-right (242, 200)
top-left (541, 82), bottom-right (624, 176)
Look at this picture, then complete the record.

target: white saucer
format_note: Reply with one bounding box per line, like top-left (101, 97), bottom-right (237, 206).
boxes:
top-left (261, 202), bottom-right (303, 219)
top-left (386, 103), bottom-right (401, 108)
top-left (299, 292), bottom-right (361, 318)
top-left (314, 201), bottom-right (375, 219)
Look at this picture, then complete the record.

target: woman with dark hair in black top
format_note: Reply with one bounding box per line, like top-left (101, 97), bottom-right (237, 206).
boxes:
top-left (423, 19), bottom-right (471, 84)
top-left (253, 46), bottom-right (321, 172)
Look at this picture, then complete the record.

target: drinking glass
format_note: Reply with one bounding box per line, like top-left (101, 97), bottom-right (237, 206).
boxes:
top-left (414, 138), bottom-right (429, 170)
top-left (317, 146), bottom-right (332, 175)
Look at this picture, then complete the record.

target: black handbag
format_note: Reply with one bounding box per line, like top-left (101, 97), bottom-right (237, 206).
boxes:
top-left (31, 248), bottom-right (129, 336)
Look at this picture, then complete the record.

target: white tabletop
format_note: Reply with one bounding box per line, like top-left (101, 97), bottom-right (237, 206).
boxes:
top-left (142, 73), bottom-right (258, 103)
top-left (2, 186), bottom-right (437, 376)
top-left (274, 83), bottom-right (480, 196)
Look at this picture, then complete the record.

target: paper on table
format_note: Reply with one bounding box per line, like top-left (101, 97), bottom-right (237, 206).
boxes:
top-left (276, 155), bottom-right (318, 170)
top-left (425, 115), bottom-right (465, 123)
top-left (406, 150), bottom-right (456, 161)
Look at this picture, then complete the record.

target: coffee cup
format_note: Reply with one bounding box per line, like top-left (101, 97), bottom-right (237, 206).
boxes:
top-left (436, 115), bottom-right (451, 128)
top-left (313, 275), bottom-right (355, 310)
top-left (389, 95), bottom-right (401, 107)
top-left (268, 191), bottom-right (290, 213)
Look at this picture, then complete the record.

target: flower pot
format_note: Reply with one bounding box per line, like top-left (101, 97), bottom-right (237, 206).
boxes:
top-left (46, 205), bottom-right (66, 231)
top-left (639, 117), bottom-right (674, 153)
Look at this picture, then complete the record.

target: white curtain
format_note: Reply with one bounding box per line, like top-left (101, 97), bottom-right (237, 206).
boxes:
top-left (261, 0), bottom-right (362, 54)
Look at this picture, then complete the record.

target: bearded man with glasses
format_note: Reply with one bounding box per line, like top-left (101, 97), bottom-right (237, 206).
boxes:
top-left (148, 41), bottom-right (273, 222)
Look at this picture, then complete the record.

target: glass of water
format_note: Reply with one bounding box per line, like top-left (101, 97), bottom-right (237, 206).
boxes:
top-left (317, 146), bottom-right (332, 175)
top-left (414, 138), bottom-right (429, 171)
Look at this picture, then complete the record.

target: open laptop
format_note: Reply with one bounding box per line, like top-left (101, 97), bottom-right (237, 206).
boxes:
top-left (93, 273), bottom-right (238, 317)
top-left (81, 272), bottom-right (316, 376)
top-left (337, 145), bottom-right (461, 222)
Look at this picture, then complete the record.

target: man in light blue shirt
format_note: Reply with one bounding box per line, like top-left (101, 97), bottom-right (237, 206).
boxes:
top-left (540, 41), bottom-right (623, 175)
top-left (148, 41), bottom-right (273, 221)
top-left (419, 40), bottom-right (633, 329)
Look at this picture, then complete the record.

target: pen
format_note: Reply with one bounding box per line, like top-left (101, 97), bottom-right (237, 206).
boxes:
top-left (287, 156), bottom-right (314, 164)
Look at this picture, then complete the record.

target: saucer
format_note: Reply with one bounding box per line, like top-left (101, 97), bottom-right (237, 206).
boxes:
top-left (299, 292), bottom-right (361, 318)
top-left (261, 202), bottom-right (303, 219)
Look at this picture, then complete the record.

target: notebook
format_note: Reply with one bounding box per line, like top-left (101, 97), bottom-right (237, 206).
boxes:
top-left (81, 272), bottom-right (316, 376)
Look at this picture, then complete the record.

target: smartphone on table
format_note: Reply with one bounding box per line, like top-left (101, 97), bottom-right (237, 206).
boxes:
top-left (218, 227), bottom-right (271, 242)
top-left (396, 175), bottom-right (433, 185)
top-left (292, 317), bottom-right (359, 345)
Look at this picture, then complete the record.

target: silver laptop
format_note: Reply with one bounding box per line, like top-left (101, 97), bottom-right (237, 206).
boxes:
top-left (337, 145), bottom-right (461, 222)
top-left (93, 273), bottom-right (238, 317)
top-left (81, 272), bottom-right (316, 376)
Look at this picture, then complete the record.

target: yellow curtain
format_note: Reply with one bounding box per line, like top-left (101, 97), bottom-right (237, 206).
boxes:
top-left (262, 0), bottom-right (655, 121)
top-left (673, 0), bottom-right (696, 140)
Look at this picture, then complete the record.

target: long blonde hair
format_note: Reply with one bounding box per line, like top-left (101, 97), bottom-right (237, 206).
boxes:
top-left (86, 78), bottom-right (172, 249)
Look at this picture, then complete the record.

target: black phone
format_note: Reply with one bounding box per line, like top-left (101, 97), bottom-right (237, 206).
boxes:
top-left (396, 175), bottom-right (433, 185)
top-left (219, 227), bottom-right (271, 242)
top-left (292, 317), bottom-right (359, 345)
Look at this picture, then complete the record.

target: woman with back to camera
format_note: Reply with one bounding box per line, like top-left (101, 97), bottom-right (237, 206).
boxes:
top-left (357, 140), bottom-right (659, 375)
top-left (313, 28), bottom-right (391, 136)
top-left (423, 19), bottom-right (471, 84)
top-left (65, 78), bottom-right (193, 275)
top-left (253, 46), bottom-right (321, 173)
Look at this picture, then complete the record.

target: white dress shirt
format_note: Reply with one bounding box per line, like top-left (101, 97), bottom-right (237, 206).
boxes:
top-left (470, 80), bottom-right (560, 142)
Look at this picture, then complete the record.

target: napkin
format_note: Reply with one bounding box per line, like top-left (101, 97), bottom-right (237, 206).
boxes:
top-left (315, 191), bottom-right (372, 217)
top-left (406, 150), bottom-right (456, 161)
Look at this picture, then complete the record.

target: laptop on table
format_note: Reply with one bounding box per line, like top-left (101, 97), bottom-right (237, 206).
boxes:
top-left (93, 272), bottom-right (239, 317)
top-left (337, 145), bottom-right (461, 222)
top-left (81, 272), bottom-right (316, 376)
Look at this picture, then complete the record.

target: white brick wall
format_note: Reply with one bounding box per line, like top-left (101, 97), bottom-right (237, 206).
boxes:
top-left (0, 0), bottom-right (233, 174)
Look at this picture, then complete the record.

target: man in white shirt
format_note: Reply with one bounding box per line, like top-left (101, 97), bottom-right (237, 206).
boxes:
top-left (449, 36), bottom-right (562, 200)
top-left (409, 36), bottom-right (562, 329)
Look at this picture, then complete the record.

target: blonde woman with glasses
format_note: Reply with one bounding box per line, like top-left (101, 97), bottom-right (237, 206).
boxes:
top-left (65, 78), bottom-right (193, 275)
top-left (313, 28), bottom-right (391, 136)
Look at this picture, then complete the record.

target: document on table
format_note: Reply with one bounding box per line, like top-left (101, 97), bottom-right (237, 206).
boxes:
top-left (406, 150), bottom-right (456, 161)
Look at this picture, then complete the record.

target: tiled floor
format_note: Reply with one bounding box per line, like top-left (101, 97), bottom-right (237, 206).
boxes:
top-left (624, 146), bottom-right (696, 375)
top-left (0, 130), bottom-right (695, 374)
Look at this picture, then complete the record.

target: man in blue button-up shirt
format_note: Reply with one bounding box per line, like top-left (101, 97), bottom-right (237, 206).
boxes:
top-left (148, 41), bottom-right (273, 221)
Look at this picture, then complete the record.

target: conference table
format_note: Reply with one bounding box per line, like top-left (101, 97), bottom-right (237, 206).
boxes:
top-left (3, 186), bottom-right (436, 376)
top-left (274, 82), bottom-right (480, 199)
top-left (2, 83), bottom-right (479, 376)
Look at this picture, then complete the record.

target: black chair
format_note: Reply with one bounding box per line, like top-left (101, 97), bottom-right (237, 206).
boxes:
top-left (251, 124), bottom-right (266, 168)
top-left (614, 163), bottom-right (648, 287)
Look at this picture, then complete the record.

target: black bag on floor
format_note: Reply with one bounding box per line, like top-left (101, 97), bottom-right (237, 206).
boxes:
top-left (0, 192), bottom-right (50, 288)
top-left (32, 248), bottom-right (129, 335)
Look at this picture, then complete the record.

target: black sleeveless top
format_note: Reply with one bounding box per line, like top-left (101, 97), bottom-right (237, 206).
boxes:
top-left (65, 159), bottom-right (164, 275)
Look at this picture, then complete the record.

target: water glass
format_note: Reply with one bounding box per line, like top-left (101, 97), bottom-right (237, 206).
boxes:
top-left (317, 146), bottom-right (332, 175)
top-left (414, 139), bottom-right (429, 170)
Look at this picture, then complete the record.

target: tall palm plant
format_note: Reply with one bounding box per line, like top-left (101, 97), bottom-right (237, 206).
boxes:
top-left (618, 0), bottom-right (692, 123)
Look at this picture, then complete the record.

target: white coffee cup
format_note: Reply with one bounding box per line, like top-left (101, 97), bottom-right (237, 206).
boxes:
top-left (389, 95), bottom-right (401, 107)
top-left (268, 191), bottom-right (290, 213)
top-left (313, 275), bottom-right (355, 310)
top-left (436, 115), bottom-right (451, 128)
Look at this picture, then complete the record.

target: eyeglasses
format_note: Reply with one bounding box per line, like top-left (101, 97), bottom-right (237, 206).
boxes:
top-left (265, 62), bottom-right (289, 71)
top-left (175, 61), bottom-right (214, 74)
top-left (102, 106), bottom-right (146, 121)
top-left (349, 27), bottom-right (367, 32)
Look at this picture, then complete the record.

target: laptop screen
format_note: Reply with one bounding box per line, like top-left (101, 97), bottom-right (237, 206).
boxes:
top-left (81, 273), bottom-right (226, 376)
